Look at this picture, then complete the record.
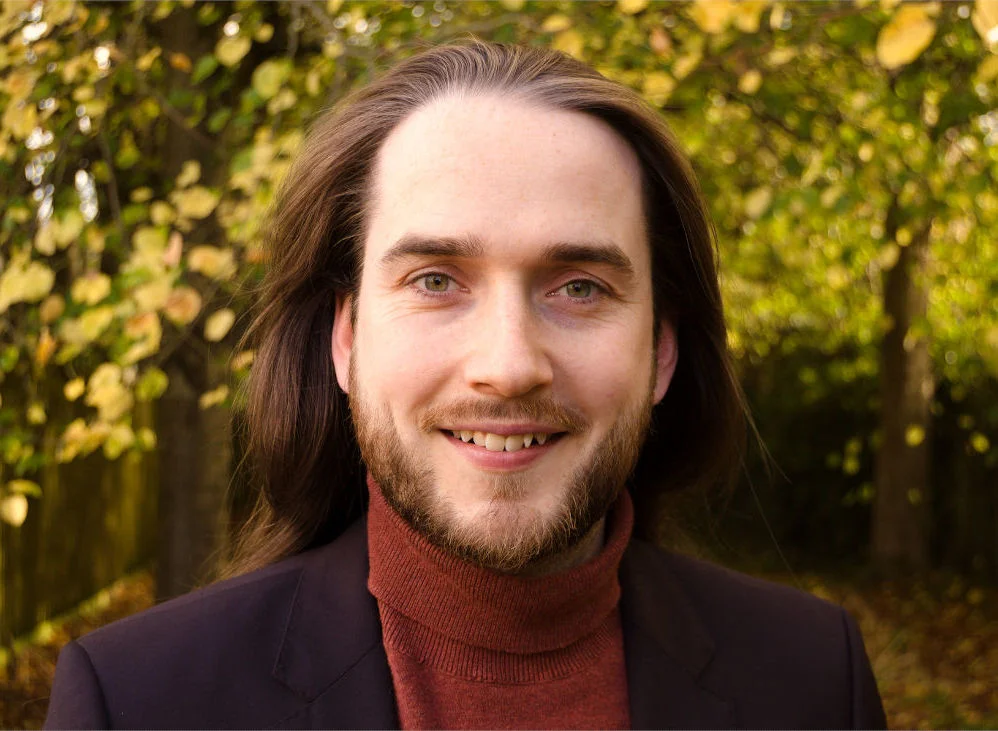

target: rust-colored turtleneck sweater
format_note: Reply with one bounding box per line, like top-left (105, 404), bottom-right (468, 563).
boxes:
top-left (366, 480), bottom-right (634, 730)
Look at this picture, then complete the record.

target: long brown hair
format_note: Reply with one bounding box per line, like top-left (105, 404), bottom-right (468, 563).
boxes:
top-left (221, 39), bottom-right (747, 578)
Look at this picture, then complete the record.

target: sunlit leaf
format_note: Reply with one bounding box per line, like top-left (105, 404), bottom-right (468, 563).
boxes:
top-left (972, 0), bottom-right (998, 45)
top-left (905, 424), bottom-right (926, 447)
top-left (215, 35), bottom-right (251, 67)
top-left (70, 272), bottom-right (112, 306)
top-left (187, 245), bottom-right (236, 280)
top-left (876, 5), bottom-right (936, 70)
top-left (64, 377), bottom-right (85, 402)
top-left (199, 384), bottom-right (230, 410)
top-left (252, 59), bottom-right (292, 100)
top-left (170, 186), bottom-right (219, 219)
top-left (617, 0), bottom-right (650, 15)
top-left (163, 286), bottom-right (202, 325)
top-left (204, 308), bottom-right (236, 342)
top-left (0, 494), bottom-right (29, 527)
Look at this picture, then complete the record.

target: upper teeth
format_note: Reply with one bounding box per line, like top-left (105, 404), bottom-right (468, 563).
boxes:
top-left (451, 430), bottom-right (550, 451)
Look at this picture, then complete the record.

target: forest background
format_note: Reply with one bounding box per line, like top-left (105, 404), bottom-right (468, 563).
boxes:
top-left (1, 0), bottom-right (997, 728)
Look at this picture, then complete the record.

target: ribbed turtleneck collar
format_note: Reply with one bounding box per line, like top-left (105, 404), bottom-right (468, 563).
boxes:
top-left (366, 476), bottom-right (634, 655)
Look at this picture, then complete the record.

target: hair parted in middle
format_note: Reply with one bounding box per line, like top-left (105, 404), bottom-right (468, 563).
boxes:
top-left (224, 38), bottom-right (747, 578)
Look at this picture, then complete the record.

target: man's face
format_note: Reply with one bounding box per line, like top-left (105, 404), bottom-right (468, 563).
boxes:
top-left (332, 94), bottom-right (676, 572)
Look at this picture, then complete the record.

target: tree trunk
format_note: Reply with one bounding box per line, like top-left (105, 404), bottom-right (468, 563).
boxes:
top-left (153, 8), bottom-right (231, 600)
top-left (872, 205), bottom-right (932, 571)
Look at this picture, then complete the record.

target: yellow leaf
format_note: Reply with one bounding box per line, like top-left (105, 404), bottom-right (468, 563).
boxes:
top-left (121, 312), bottom-right (162, 365)
top-left (54, 210), bottom-right (84, 247)
top-left (136, 47), bottom-right (161, 71)
top-left (163, 286), bottom-right (202, 325)
top-left (6, 479), bottom-right (42, 497)
top-left (973, 0), bottom-right (998, 45)
top-left (187, 245), bottom-right (236, 280)
top-left (552, 29), bottom-right (585, 59)
top-left (86, 363), bottom-right (133, 422)
top-left (34, 223), bottom-right (57, 256)
top-left (905, 424), bottom-right (926, 447)
top-left (267, 88), bottom-right (297, 115)
top-left (689, 0), bottom-right (733, 34)
top-left (199, 384), bottom-right (230, 410)
top-left (498, 0), bottom-right (524, 8)
top-left (132, 277), bottom-right (173, 312)
top-left (131, 187), bottom-right (154, 203)
top-left (3, 101), bottom-right (38, 139)
top-left (738, 69), bottom-right (763, 94)
top-left (541, 14), bottom-right (573, 32)
top-left (252, 59), bottom-right (291, 101)
top-left (168, 52), bottom-right (192, 73)
top-left (35, 328), bottom-right (57, 368)
top-left (731, 0), bottom-right (768, 32)
top-left (60, 305), bottom-right (114, 345)
top-left (0, 258), bottom-right (56, 312)
top-left (171, 186), bottom-right (219, 219)
top-left (70, 272), bottom-right (112, 306)
top-left (215, 35), bottom-right (251, 67)
top-left (766, 47), bottom-right (796, 66)
top-left (176, 160), bottom-right (201, 188)
top-left (204, 308), bottom-right (235, 342)
top-left (642, 72), bottom-right (676, 105)
top-left (673, 52), bottom-right (702, 80)
top-left (103, 423), bottom-right (135, 459)
top-left (744, 186), bottom-right (772, 219)
top-left (230, 349), bottom-right (256, 371)
top-left (0, 494), bottom-right (28, 527)
top-left (255, 24), bottom-right (275, 43)
top-left (27, 401), bottom-right (46, 424)
top-left (618, 0), bottom-right (650, 15)
top-left (970, 432), bottom-right (990, 453)
top-left (876, 5), bottom-right (936, 70)
top-left (64, 377), bottom-right (85, 401)
top-left (149, 201), bottom-right (176, 227)
top-left (39, 294), bottom-right (65, 323)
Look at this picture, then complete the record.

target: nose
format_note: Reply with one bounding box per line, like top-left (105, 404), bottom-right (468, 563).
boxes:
top-left (464, 290), bottom-right (553, 398)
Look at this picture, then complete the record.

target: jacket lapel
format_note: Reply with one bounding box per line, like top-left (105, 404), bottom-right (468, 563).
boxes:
top-left (270, 519), bottom-right (399, 730)
top-left (621, 540), bottom-right (735, 729)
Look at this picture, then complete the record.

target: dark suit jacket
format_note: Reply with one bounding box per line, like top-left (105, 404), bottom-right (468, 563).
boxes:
top-left (45, 518), bottom-right (886, 729)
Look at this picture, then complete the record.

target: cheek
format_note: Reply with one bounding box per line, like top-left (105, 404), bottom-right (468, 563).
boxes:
top-left (553, 334), bottom-right (654, 416)
top-left (354, 315), bottom-right (458, 406)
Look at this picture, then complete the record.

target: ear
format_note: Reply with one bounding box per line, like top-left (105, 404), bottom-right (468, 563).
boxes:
top-left (653, 320), bottom-right (678, 405)
top-left (331, 293), bottom-right (354, 393)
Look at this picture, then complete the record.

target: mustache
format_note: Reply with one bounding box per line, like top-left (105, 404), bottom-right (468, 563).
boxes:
top-left (418, 397), bottom-right (589, 433)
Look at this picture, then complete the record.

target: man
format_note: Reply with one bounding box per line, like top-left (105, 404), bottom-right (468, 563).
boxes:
top-left (46, 41), bottom-right (886, 729)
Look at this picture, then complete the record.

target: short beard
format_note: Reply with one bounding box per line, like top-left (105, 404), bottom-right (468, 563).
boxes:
top-left (349, 364), bottom-right (654, 573)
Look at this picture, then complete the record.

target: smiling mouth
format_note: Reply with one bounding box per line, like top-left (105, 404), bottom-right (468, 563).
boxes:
top-left (443, 430), bottom-right (564, 452)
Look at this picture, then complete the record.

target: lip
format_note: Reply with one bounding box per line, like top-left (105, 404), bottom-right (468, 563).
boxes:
top-left (439, 423), bottom-right (564, 436)
top-left (441, 430), bottom-right (561, 471)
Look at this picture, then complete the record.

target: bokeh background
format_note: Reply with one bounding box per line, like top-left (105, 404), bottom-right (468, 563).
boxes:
top-left (1, 0), bottom-right (997, 727)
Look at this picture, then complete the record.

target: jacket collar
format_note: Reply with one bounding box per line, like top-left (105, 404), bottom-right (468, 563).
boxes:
top-left (271, 519), bottom-right (398, 729)
top-left (620, 539), bottom-right (735, 729)
top-left (272, 518), bottom-right (733, 729)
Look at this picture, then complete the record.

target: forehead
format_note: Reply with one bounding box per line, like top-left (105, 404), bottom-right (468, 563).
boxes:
top-left (363, 93), bottom-right (649, 270)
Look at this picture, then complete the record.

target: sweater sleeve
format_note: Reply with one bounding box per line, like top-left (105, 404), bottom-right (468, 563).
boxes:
top-left (842, 609), bottom-right (887, 730)
top-left (45, 640), bottom-right (111, 730)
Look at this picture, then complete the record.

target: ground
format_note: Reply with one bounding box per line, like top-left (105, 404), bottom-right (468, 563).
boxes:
top-left (1, 569), bottom-right (995, 729)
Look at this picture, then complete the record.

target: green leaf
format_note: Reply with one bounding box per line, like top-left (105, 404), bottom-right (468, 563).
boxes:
top-left (192, 55), bottom-right (219, 84)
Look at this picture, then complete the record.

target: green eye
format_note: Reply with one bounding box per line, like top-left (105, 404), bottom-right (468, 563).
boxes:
top-left (563, 280), bottom-right (593, 298)
top-left (422, 273), bottom-right (451, 292)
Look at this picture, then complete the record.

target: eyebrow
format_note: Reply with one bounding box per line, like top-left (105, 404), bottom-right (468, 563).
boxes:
top-left (379, 234), bottom-right (636, 280)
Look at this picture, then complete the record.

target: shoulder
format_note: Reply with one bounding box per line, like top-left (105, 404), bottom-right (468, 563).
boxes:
top-left (622, 540), bottom-right (886, 729)
top-left (47, 521), bottom-right (371, 729)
